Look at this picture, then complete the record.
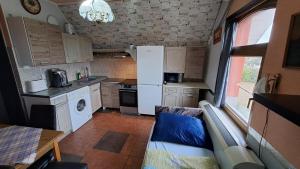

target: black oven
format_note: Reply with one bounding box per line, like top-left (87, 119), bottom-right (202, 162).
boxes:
top-left (119, 89), bottom-right (137, 107)
top-left (119, 79), bottom-right (138, 115)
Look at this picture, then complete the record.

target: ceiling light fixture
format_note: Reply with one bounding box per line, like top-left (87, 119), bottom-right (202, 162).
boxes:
top-left (79, 0), bottom-right (114, 23)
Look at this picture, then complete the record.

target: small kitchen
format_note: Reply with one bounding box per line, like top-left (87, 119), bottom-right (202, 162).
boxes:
top-left (1, 0), bottom-right (211, 137)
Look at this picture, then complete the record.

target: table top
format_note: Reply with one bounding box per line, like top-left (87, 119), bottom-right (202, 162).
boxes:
top-left (0, 124), bottom-right (63, 169)
top-left (253, 93), bottom-right (300, 126)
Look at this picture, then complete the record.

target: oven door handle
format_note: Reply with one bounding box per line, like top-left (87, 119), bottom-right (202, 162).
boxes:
top-left (119, 89), bottom-right (137, 93)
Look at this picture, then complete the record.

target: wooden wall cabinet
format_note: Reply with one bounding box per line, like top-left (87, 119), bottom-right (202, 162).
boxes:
top-left (62, 33), bottom-right (81, 63)
top-left (165, 47), bottom-right (186, 73)
top-left (7, 17), bottom-right (66, 67)
top-left (79, 36), bottom-right (94, 62)
top-left (185, 47), bottom-right (206, 79)
top-left (163, 86), bottom-right (199, 108)
top-left (164, 46), bottom-right (206, 80)
top-left (47, 25), bottom-right (66, 65)
top-left (101, 82), bottom-right (120, 108)
top-left (63, 33), bottom-right (94, 63)
top-left (7, 17), bottom-right (93, 67)
top-left (89, 83), bottom-right (102, 113)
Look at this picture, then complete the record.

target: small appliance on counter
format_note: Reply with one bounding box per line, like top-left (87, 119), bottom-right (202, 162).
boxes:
top-left (163, 73), bottom-right (183, 84)
top-left (25, 79), bottom-right (48, 93)
top-left (48, 68), bottom-right (72, 88)
top-left (119, 79), bottom-right (138, 115)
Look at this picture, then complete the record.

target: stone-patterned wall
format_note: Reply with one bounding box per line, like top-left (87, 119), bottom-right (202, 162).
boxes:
top-left (91, 54), bottom-right (137, 79)
top-left (19, 62), bottom-right (91, 92)
top-left (59, 0), bottom-right (221, 49)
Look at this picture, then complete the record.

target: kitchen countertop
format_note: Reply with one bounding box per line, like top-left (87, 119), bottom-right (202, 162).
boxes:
top-left (22, 76), bottom-right (107, 98)
top-left (101, 78), bottom-right (125, 83)
top-left (164, 82), bottom-right (210, 89)
top-left (120, 79), bottom-right (137, 85)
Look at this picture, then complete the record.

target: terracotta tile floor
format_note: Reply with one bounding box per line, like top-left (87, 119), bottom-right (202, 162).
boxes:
top-left (59, 111), bottom-right (155, 169)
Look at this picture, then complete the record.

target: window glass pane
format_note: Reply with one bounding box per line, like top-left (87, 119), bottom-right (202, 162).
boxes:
top-left (225, 57), bottom-right (262, 122)
top-left (234, 9), bottom-right (276, 47)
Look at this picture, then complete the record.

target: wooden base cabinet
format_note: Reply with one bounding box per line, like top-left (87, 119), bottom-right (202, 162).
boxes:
top-left (163, 86), bottom-right (199, 108)
top-left (182, 95), bottom-right (198, 107)
top-left (23, 94), bottom-right (72, 136)
top-left (101, 82), bottom-right (120, 109)
top-left (89, 83), bottom-right (102, 113)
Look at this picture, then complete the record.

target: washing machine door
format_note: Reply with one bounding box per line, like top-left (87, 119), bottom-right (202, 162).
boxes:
top-left (77, 99), bottom-right (86, 112)
top-left (69, 93), bottom-right (92, 132)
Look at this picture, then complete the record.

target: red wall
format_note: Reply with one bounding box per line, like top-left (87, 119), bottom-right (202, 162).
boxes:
top-left (227, 15), bottom-right (252, 96)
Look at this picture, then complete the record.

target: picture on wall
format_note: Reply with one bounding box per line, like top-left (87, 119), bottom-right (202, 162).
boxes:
top-left (283, 13), bottom-right (300, 68)
top-left (213, 27), bottom-right (222, 44)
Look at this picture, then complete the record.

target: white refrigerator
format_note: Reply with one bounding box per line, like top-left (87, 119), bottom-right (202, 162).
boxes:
top-left (137, 46), bottom-right (164, 115)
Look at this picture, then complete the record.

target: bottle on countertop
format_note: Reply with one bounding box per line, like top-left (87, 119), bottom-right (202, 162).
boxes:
top-left (76, 72), bottom-right (81, 80)
top-left (85, 67), bottom-right (89, 78)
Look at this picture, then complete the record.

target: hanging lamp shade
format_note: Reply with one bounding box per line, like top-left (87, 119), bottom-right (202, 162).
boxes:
top-left (79, 0), bottom-right (114, 23)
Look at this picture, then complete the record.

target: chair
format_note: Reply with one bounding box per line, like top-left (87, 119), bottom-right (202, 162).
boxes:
top-left (0, 166), bottom-right (14, 169)
top-left (29, 105), bottom-right (56, 130)
top-left (29, 105), bottom-right (88, 169)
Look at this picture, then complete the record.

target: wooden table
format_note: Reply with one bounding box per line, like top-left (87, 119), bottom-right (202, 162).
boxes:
top-left (0, 124), bottom-right (64, 169)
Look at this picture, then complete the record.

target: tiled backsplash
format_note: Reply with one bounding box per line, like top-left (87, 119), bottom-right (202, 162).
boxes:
top-left (18, 62), bottom-right (91, 92)
top-left (91, 56), bottom-right (136, 79)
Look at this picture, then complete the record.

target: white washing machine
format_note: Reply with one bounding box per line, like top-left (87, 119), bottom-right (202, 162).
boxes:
top-left (67, 86), bottom-right (92, 132)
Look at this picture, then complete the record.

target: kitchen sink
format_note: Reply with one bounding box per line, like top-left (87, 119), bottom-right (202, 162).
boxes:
top-left (79, 76), bottom-right (97, 83)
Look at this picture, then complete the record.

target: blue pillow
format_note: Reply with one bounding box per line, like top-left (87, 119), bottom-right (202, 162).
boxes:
top-left (151, 112), bottom-right (212, 149)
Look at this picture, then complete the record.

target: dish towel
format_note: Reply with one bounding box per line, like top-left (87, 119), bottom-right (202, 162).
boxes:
top-left (0, 126), bottom-right (42, 165)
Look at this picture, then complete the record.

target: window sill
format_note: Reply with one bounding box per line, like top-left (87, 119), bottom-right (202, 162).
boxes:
top-left (223, 105), bottom-right (248, 133)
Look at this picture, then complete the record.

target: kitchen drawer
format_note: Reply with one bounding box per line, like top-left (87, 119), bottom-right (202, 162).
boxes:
top-left (183, 88), bottom-right (198, 94)
top-left (101, 83), bottom-right (114, 87)
top-left (50, 94), bottom-right (67, 105)
top-left (164, 87), bottom-right (179, 94)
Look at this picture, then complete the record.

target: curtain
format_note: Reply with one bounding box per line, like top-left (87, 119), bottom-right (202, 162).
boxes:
top-left (214, 22), bottom-right (236, 107)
